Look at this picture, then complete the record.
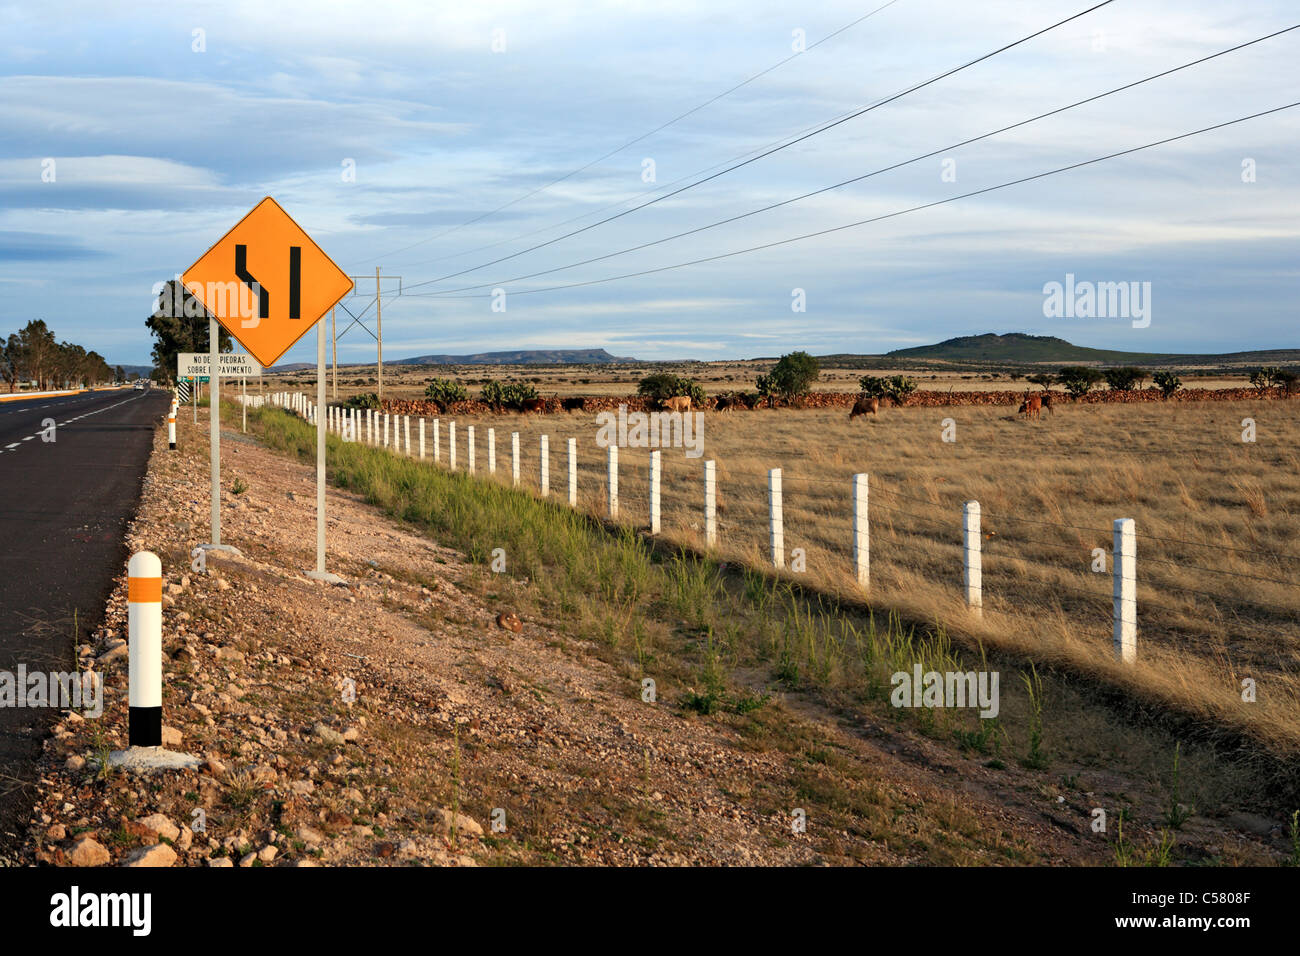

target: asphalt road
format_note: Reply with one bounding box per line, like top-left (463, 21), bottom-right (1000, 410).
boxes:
top-left (0, 387), bottom-right (168, 855)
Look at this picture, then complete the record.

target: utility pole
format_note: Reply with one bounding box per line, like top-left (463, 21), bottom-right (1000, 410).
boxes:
top-left (339, 272), bottom-right (400, 402)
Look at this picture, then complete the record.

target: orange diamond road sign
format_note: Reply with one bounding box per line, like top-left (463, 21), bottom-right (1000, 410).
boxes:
top-left (182, 197), bottom-right (353, 368)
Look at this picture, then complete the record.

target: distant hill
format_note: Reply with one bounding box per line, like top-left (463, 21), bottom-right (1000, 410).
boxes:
top-left (873, 333), bottom-right (1300, 367)
top-left (393, 348), bottom-right (639, 366)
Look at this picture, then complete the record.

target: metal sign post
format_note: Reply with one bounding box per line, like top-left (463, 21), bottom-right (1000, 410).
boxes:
top-left (208, 317), bottom-right (229, 551)
top-left (308, 319), bottom-right (342, 583)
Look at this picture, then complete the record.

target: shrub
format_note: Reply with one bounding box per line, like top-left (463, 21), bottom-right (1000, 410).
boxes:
top-left (344, 392), bottom-right (380, 409)
top-left (1249, 366), bottom-right (1298, 394)
top-left (637, 373), bottom-right (705, 406)
top-left (761, 351), bottom-right (820, 402)
top-left (858, 375), bottom-right (917, 405)
top-left (424, 378), bottom-right (468, 405)
top-left (1103, 367), bottom-right (1148, 391)
top-left (1152, 371), bottom-right (1182, 399)
top-left (1026, 372), bottom-right (1055, 388)
top-left (1058, 366), bottom-right (1104, 398)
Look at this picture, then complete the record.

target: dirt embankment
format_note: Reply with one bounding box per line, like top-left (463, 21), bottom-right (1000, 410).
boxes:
top-left (381, 387), bottom-right (1295, 417)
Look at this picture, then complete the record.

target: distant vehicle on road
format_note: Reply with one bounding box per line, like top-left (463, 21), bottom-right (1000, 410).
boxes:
top-left (133, 380), bottom-right (147, 390)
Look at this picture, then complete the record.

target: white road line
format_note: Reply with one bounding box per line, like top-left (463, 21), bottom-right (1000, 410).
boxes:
top-left (6, 443), bottom-right (19, 449)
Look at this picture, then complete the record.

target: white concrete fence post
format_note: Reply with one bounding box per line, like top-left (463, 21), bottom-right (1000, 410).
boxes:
top-left (128, 551), bottom-right (162, 747)
top-left (963, 500), bottom-right (982, 616)
top-left (540, 435), bottom-right (549, 496)
top-left (511, 432), bottom-right (520, 486)
top-left (607, 445), bottom-right (618, 519)
top-left (404, 415), bottom-right (411, 457)
top-left (419, 418), bottom-right (425, 459)
top-left (704, 459), bottom-right (717, 546)
top-left (853, 473), bottom-right (869, 588)
top-left (768, 468), bottom-right (784, 569)
top-left (1113, 517), bottom-right (1137, 663)
top-left (488, 428), bottom-right (496, 474)
top-left (649, 450), bottom-right (661, 534)
top-left (567, 438), bottom-right (577, 506)
top-left (449, 421), bottom-right (457, 470)
top-left (467, 425), bottom-right (476, 474)
top-left (433, 418), bottom-right (441, 463)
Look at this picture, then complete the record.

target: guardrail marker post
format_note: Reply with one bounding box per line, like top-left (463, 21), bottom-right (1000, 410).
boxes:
top-left (488, 428), bottom-right (496, 474)
top-left (168, 409), bottom-right (176, 450)
top-left (768, 468), bottom-right (783, 568)
top-left (567, 437), bottom-right (577, 506)
top-left (511, 431), bottom-right (520, 486)
top-left (704, 459), bottom-right (716, 546)
top-left (649, 450), bottom-right (661, 534)
top-left (963, 500), bottom-right (982, 616)
top-left (540, 434), bottom-right (549, 496)
top-left (608, 445), bottom-right (618, 518)
top-left (128, 551), bottom-right (162, 747)
top-left (853, 473), bottom-right (869, 588)
top-left (468, 425), bottom-right (476, 474)
top-left (1113, 517), bottom-right (1137, 663)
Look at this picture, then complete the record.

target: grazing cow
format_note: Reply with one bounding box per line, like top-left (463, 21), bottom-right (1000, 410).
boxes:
top-left (1018, 391), bottom-right (1042, 420)
top-left (521, 398), bottom-right (546, 413)
top-left (1039, 391), bottom-right (1054, 415)
top-left (714, 394), bottom-right (736, 412)
top-left (849, 395), bottom-right (880, 420)
top-left (562, 397), bottom-right (586, 412)
top-left (662, 395), bottom-right (692, 413)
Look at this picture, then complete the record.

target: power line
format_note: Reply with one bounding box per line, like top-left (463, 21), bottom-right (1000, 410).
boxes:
top-left (352, 0), bottom-right (905, 267)
top-left (402, 0), bottom-right (1119, 290)
top-left (406, 24), bottom-right (1300, 296)
top-left (405, 101), bottom-right (1300, 300)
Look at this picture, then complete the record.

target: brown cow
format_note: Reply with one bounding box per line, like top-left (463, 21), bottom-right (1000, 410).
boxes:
top-left (849, 395), bottom-right (879, 420)
top-left (561, 396), bottom-right (586, 412)
top-left (1018, 391), bottom-right (1042, 420)
top-left (521, 398), bottom-right (546, 413)
top-left (662, 395), bottom-right (692, 413)
top-left (714, 394), bottom-right (736, 412)
top-left (1039, 391), bottom-right (1054, 414)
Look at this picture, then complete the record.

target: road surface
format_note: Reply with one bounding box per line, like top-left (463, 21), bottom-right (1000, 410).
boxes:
top-left (0, 387), bottom-right (168, 856)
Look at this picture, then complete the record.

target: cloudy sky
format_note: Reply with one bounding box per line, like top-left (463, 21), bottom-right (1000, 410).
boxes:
top-left (2, 0), bottom-right (1297, 366)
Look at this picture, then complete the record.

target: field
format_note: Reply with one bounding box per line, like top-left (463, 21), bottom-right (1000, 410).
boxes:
top-left (262, 364), bottom-right (1300, 767)
top-left (269, 359), bottom-right (1258, 399)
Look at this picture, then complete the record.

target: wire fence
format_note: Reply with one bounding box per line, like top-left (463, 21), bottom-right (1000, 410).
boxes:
top-left (261, 395), bottom-right (1300, 676)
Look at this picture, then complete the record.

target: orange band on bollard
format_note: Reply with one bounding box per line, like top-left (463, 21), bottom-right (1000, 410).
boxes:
top-left (128, 576), bottom-right (162, 602)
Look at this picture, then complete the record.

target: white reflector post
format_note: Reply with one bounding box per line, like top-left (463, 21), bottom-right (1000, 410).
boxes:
top-left (127, 551), bottom-right (162, 747)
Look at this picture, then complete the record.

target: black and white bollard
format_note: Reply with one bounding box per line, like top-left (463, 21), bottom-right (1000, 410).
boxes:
top-left (105, 552), bottom-right (200, 771)
top-left (167, 410), bottom-right (177, 450)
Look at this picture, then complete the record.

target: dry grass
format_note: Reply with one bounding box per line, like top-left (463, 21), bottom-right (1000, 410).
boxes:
top-left (379, 397), bottom-right (1300, 758)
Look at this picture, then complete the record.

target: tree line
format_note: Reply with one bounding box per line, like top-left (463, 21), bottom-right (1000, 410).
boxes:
top-left (1, 319), bottom-right (120, 393)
